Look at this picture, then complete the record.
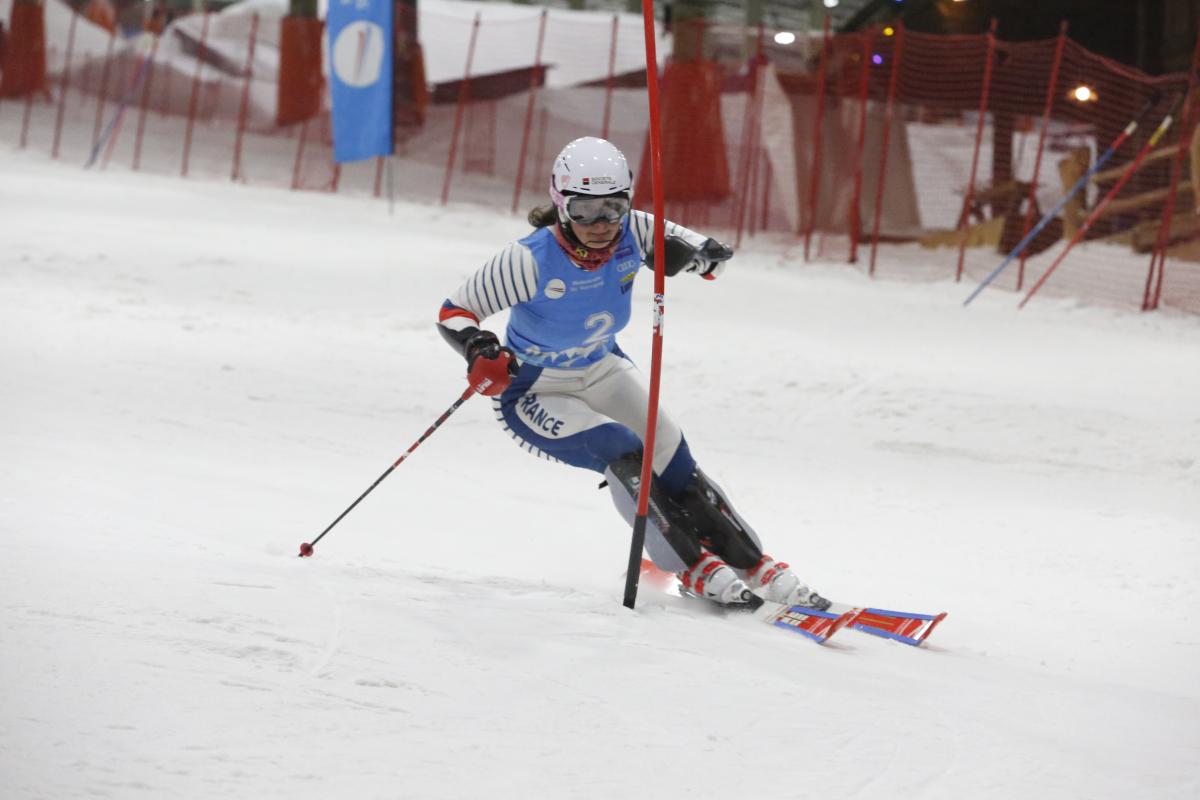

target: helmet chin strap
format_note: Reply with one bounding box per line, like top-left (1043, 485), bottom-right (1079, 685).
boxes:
top-left (551, 221), bottom-right (621, 271)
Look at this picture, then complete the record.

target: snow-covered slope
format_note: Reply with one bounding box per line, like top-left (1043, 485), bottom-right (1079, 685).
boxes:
top-left (2, 146), bottom-right (1198, 798)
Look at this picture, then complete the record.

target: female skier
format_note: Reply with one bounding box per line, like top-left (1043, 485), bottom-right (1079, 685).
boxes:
top-left (436, 136), bottom-right (829, 610)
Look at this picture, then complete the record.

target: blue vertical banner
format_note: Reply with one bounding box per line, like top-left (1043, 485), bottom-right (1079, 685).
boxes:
top-left (328, 0), bottom-right (394, 163)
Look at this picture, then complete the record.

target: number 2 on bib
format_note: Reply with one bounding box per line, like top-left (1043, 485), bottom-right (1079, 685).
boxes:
top-left (583, 311), bottom-right (615, 347)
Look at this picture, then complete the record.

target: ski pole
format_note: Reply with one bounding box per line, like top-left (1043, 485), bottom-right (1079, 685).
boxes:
top-left (963, 94), bottom-right (1160, 306)
top-left (85, 36), bottom-right (156, 169)
top-left (1019, 95), bottom-right (1183, 309)
top-left (298, 384), bottom-right (479, 557)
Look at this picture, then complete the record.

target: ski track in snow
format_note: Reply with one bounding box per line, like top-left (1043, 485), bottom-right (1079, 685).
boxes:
top-left (2, 147), bottom-right (1199, 799)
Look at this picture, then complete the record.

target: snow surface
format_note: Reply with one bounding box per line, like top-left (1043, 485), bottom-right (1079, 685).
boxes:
top-left (2, 145), bottom-right (1199, 799)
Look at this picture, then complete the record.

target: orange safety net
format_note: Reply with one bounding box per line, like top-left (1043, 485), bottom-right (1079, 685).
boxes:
top-left (277, 16), bottom-right (324, 126)
top-left (633, 59), bottom-right (731, 203)
top-left (1, 2), bottom-right (47, 97)
top-left (9, 9), bottom-right (1198, 313)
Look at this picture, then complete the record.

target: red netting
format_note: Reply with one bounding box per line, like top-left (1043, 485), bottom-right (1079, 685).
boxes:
top-left (5, 4), bottom-right (1198, 313)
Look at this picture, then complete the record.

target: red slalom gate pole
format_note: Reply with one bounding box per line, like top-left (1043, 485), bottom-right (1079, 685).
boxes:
top-left (298, 386), bottom-right (479, 558)
top-left (441, 11), bottom-right (480, 205)
top-left (622, 0), bottom-right (667, 611)
top-left (1019, 100), bottom-right (1182, 309)
top-left (1017, 21), bottom-right (1068, 289)
top-left (956, 19), bottom-right (997, 282)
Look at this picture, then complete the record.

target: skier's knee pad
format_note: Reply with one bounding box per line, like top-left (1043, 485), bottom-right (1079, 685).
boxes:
top-left (678, 467), bottom-right (764, 570)
top-left (605, 450), bottom-right (701, 571)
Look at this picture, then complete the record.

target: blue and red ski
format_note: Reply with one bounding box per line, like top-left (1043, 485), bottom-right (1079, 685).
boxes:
top-left (639, 560), bottom-right (946, 646)
top-left (842, 606), bottom-right (948, 646)
top-left (759, 603), bottom-right (862, 644)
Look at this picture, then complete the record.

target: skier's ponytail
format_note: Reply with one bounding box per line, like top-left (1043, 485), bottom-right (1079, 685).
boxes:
top-left (527, 205), bottom-right (558, 228)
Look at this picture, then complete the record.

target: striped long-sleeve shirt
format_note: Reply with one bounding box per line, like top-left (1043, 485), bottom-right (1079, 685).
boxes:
top-left (438, 211), bottom-right (708, 336)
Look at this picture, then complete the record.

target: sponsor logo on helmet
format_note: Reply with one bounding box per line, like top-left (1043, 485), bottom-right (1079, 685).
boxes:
top-left (586, 176), bottom-right (617, 186)
top-left (545, 279), bottom-right (567, 299)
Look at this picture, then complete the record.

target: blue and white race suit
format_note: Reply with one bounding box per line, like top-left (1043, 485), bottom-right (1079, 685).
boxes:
top-left (438, 211), bottom-right (735, 570)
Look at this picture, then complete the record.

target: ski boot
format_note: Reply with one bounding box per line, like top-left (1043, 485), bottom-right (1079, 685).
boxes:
top-left (743, 555), bottom-right (831, 611)
top-left (679, 553), bottom-right (763, 610)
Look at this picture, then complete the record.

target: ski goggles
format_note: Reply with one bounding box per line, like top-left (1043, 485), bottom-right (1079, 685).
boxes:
top-left (564, 194), bottom-right (631, 225)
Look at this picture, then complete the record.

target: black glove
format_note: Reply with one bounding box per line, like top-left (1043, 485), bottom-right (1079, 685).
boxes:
top-left (464, 330), bottom-right (518, 373)
top-left (685, 239), bottom-right (734, 279)
top-left (648, 235), bottom-right (734, 279)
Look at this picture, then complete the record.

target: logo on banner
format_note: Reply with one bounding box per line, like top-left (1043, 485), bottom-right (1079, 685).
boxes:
top-left (327, 0), bottom-right (393, 163)
top-left (332, 21), bottom-right (387, 88)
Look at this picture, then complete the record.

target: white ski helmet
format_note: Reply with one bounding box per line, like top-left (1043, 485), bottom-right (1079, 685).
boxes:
top-left (549, 137), bottom-right (633, 224)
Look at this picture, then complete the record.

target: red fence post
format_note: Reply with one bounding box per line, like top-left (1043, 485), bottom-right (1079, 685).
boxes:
top-left (441, 12), bottom-right (481, 205)
top-left (955, 19), bottom-right (998, 282)
top-left (602, 14), bottom-right (619, 139)
top-left (231, 12), bottom-right (260, 182)
top-left (159, 3), bottom-right (172, 119)
top-left (1017, 21), bottom-right (1068, 289)
top-left (292, 118), bottom-right (309, 190)
top-left (132, 33), bottom-right (162, 171)
top-left (51, 10), bottom-right (79, 159)
top-left (868, 23), bottom-right (905, 277)
top-left (19, 89), bottom-right (34, 148)
top-left (93, 27), bottom-right (117, 149)
top-left (79, 58), bottom-right (93, 114)
top-left (746, 124), bottom-right (760, 236)
top-left (181, 12), bottom-right (211, 178)
top-left (848, 28), bottom-right (873, 264)
top-left (733, 24), bottom-right (765, 248)
top-left (534, 106), bottom-right (549, 192)
top-left (730, 27), bottom-right (760, 233)
top-left (374, 157), bottom-right (386, 198)
top-left (1144, 33), bottom-right (1200, 311)
top-left (803, 15), bottom-right (831, 260)
top-left (761, 156), bottom-right (771, 232)
top-left (511, 9), bottom-right (549, 214)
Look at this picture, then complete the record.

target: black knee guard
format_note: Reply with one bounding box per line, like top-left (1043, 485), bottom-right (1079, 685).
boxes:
top-left (676, 468), bottom-right (764, 570)
top-left (607, 451), bottom-right (704, 568)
